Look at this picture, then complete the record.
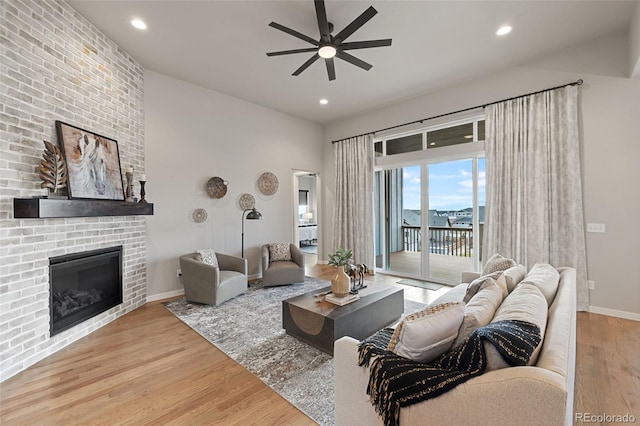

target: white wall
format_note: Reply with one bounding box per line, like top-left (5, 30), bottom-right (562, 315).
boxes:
top-left (145, 71), bottom-right (323, 299)
top-left (322, 33), bottom-right (640, 318)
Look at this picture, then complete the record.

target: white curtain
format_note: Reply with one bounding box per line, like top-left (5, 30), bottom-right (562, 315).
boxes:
top-left (483, 85), bottom-right (588, 310)
top-left (333, 134), bottom-right (375, 269)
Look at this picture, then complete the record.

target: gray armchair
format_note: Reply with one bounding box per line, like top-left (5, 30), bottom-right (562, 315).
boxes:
top-left (261, 243), bottom-right (305, 286)
top-left (179, 252), bottom-right (248, 305)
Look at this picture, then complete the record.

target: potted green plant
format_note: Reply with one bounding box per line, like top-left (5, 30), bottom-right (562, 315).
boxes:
top-left (328, 247), bottom-right (353, 267)
top-left (328, 247), bottom-right (353, 297)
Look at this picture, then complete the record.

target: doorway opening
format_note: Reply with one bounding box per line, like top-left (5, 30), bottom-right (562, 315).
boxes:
top-left (293, 171), bottom-right (320, 266)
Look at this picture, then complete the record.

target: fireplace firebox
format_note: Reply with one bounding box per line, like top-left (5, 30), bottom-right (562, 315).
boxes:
top-left (49, 246), bottom-right (123, 336)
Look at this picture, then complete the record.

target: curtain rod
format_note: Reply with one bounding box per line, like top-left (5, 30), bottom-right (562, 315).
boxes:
top-left (331, 79), bottom-right (583, 144)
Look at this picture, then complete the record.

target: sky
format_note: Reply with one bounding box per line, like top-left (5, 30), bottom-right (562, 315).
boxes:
top-left (402, 159), bottom-right (485, 211)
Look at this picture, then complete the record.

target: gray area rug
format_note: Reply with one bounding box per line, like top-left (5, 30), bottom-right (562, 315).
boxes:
top-left (164, 277), bottom-right (425, 426)
top-left (397, 278), bottom-right (444, 291)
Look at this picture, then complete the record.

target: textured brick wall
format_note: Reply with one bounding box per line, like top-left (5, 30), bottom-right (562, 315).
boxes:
top-left (0, 0), bottom-right (146, 381)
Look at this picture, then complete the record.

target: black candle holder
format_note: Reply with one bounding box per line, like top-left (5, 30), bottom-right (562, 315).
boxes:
top-left (139, 181), bottom-right (147, 203)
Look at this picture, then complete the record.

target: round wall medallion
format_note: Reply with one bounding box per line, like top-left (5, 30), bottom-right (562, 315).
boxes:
top-left (257, 172), bottom-right (278, 196)
top-left (239, 193), bottom-right (255, 210)
top-left (206, 177), bottom-right (228, 199)
top-left (192, 208), bottom-right (208, 223)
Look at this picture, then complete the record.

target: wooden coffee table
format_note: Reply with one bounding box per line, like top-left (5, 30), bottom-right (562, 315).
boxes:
top-left (282, 284), bottom-right (404, 355)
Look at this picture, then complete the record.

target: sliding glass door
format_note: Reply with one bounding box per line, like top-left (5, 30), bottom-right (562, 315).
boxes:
top-left (426, 158), bottom-right (485, 282)
top-left (374, 165), bottom-right (423, 276)
top-left (375, 157), bottom-right (485, 284)
top-left (374, 116), bottom-right (486, 283)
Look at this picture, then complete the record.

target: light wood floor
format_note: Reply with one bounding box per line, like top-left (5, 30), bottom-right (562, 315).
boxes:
top-left (1, 262), bottom-right (638, 425)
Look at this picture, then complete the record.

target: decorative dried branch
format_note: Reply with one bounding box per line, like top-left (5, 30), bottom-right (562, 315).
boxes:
top-left (39, 140), bottom-right (68, 193)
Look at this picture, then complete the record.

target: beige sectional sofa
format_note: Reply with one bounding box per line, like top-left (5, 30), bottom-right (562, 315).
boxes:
top-left (334, 266), bottom-right (576, 426)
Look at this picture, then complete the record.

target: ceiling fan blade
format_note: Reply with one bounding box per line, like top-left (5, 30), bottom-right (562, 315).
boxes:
top-left (339, 39), bottom-right (392, 50)
top-left (293, 54), bottom-right (320, 76)
top-left (334, 6), bottom-right (378, 44)
top-left (325, 57), bottom-right (336, 81)
top-left (336, 50), bottom-right (372, 71)
top-left (314, 0), bottom-right (331, 43)
top-left (267, 47), bottom-right (319, 57)
top-left (269, 22), bottom-right (319, 46)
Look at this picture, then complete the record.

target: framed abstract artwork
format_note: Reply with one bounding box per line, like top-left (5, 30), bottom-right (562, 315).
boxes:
top-left (55, 121), bottom-right (125, 200)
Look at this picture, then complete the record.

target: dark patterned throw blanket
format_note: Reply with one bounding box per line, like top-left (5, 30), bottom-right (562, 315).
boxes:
top-left (358, 320), bottom-right (541, 426)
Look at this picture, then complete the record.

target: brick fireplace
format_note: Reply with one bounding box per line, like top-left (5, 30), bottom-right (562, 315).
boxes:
top-left (0, 0), bottom-right (147, 381)
top-left (49, 246), bottom-right (123, 336)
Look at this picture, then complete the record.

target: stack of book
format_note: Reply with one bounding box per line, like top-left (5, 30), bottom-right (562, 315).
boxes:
top-left (325, 293), bottom-right (359, 306)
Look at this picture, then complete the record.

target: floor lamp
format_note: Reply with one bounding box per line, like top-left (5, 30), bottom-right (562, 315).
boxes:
top-left (241, 208), bottom-right (263, 257)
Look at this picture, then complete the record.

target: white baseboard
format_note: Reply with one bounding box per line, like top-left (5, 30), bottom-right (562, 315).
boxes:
top-left (147, 289), bottom-right (184, 303)
top-left (588, 305), bottom-right (640, 322)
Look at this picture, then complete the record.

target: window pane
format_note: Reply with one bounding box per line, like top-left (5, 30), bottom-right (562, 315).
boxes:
top-left (427, 123), bottom-right (473, 149)
top-left (478, 120), bottom-right (485, 141)
top-left (374, 141), bottom-right (383, 157)
top-left (386, 134), bottom-right (422, 155)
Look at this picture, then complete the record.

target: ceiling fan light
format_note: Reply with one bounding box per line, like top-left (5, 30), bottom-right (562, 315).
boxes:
top-left (318, 45), bottom-right (337, 59)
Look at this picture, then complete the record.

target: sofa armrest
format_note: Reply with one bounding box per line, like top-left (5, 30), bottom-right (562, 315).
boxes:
top-left (290, 244), bottom-right (305, 269)
top-left (261, 244), bottom-right (270, 273)
top-left (216, 252), bottom-right (247, 275)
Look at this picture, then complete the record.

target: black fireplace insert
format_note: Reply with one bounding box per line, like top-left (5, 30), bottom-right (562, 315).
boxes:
top-left (49, 246), bottom-right (123, 336)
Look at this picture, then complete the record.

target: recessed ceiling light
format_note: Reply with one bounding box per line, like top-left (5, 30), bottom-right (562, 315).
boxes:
top-left (131, 19), bottom-right (147, 30)
top-left (319, 99), bottom-right (329, 105)
top-left (429, 142), bottom-right (436, 146)
top-left (496, 25), bottom-right (512, 36)
top-left (464, 135), bottom-right (473, 139)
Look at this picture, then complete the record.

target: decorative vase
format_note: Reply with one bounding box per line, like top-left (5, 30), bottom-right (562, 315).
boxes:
top-left (331, 265), bottom-right (351, 298)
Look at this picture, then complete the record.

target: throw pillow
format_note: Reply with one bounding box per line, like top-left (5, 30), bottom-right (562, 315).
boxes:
top-left (388, 302), bottom-right (464, 363)
top-left (427, 282), bottom-right (469, 307)
top-left (482, 253), bottom-right (516, 276)
top-left (452, 281), bottom-right (504, 348)
top-left (463, 272), bottom-right (507, 303)
top-left (269, 242), bottom-right (292, 262)
top-left (503, 264), bottom-right (527, 293)
top-left (195, 249), bottom-right (218, 267)
top-left (484, 283), bottom-right (548, 370)
top-left (520, 263), bottom-right (560, 306)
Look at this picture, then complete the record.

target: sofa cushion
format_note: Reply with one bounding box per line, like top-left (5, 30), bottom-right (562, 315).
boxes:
top-left (452, 281), bottom-right (504, 348)
top-left (388, 302), bottom-right (464, 363)
top-left (428, 283), bottom-right (468, 307)
top-left (195, 249), bottom-right (218, 267)
top-left (463, 272), bottom-right (507, 302)
top-left (503, 264), bottom-right (527, 292)
top-left (485, 283), bottom-right (548, 370)
top-left (482, 253), bottom-right (516, 276)
top-left (269, 242), bottom-right (292, 262)
top-left (521, 263), bottom-right (560, 306)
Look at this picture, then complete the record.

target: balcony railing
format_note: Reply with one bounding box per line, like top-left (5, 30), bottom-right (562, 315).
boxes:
top-left (402, 225), bottom-right (473, 257)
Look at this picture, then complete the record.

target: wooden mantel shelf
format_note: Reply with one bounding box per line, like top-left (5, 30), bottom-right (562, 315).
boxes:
top-left (13, 198), bottom-right (154, 219)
